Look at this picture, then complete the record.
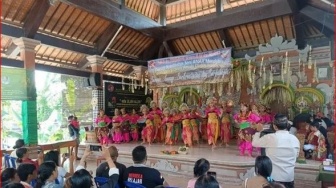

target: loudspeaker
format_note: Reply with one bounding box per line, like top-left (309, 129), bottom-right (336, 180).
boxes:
top-left (82, 78), bottom-right (90, 87)
top-left (89, 73), bottom-right (101, 87)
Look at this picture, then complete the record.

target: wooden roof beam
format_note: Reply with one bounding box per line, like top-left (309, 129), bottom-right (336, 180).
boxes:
top-left (2, 24), bottom-right (141, 65)
top-left (23, 0), bottom-right (51, 38)
top-left (59, 0), bottom-right (163, 39)
top-left (307, 0), bottom-right (334, 13)
top-left (164, 0), bottom-right (295, 40)
top-left (96, 24), bottom-right (123, 55)
top-left (300, 5), bottom-right (334, 33)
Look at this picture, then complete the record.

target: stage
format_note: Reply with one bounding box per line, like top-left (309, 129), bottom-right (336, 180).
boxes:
top-left (79, 141), bottom-right (323, 188)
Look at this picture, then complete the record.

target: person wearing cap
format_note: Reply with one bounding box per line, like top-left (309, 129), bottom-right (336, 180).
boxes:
top-left (96, 145), bottom-right (126, 188)
top-left (10, 139), bottom-right (25, 158)
top-left (303, 121), bottom-right (327, 160)
top-left (252, 114), bottom-right (300, 188)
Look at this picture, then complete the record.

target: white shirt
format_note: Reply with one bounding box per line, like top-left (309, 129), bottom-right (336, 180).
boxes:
top-left (10, 149), bottom-right (17, 158)
top-left (252, 130), bottom-right (300, 182)
top-left (57, 166), bottom-right (67, 187)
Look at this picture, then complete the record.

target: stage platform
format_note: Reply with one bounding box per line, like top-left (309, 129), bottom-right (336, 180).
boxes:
top-left (78, 141), bottom-right (322, 188)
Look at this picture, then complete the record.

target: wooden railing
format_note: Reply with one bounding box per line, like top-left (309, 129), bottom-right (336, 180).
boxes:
top-left (38, 139), bottom-right (77, 154)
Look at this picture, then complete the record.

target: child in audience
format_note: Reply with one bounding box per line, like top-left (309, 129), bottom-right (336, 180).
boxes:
top-left (35, 162), bottom-right (62, 188)
top-left (195, 174), bottom-right (220, 188)
top-left (188, 158), bottom-right (210, 188)
top-left (1, 168), bottom-right (20, 186)
top-left (242, 156), bottom-right (273, 188)
top-left (17, 163), bottom-right (37, 188)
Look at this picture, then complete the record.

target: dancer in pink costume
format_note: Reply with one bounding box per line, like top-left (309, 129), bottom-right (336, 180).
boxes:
top-left (189, 106), bottom-right (201, 145)
top-left (140, 105), bottom-right (154, 145)
top-left (129, 109), bottom-right (140, 142)
top-left (234, 103), bottom-right (260, 157)
top-left (205, 97), bottom-right (221, 149)
top-left (251, 104), bottom-right (263, 155)
top-left (180, 103), bottom-right (193, 147)
top-left (95, 109), bottom-right (112, 145)
top-left (161, 108), bottom-right (174, 145)
top-left (150, 101), bottom-right (164, 142)
top-left (219, 100), bottom-right (233, 147)
top-left (112, 109), bottom-right (123, 144)
top-left (121, 108), bottom-right (131, 143)
top-left (258, 104), bottom-right (272, 124)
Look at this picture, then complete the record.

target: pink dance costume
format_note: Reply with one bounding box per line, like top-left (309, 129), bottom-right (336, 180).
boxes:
top-left (150, 108), bottom-right (164, 142)
top-left (112, 116), bottom-right (123, 144)
top-left (95, 115), bottom-right (112, 145)
top-left (121, 114), bottom-right (131, 143)
top-left (259, 113), bottom-right (272, 124)
top-left (162, 116), bottom-right (174, 145)
top-left (189, 113), bottom-right (201, 143)
top-left (141, 114), bottom-right (154, 144)
top-left (205, 107), bottom-right (221, 146)
top-left (181, 113), bottom-right (193, 147)
top-left (129, 114), bottom-right (140, 141)
top-left (234, 112), bottom-right (260, 156)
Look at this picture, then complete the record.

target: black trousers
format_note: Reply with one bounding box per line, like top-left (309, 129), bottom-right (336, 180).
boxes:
top-left (275, 181), bottom-right (294, 188)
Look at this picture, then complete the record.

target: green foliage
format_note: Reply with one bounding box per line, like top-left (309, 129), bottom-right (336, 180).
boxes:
top-left (65, 79), bottom-right (76, 113)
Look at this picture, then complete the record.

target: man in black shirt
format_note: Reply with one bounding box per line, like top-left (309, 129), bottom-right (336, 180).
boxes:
top-left (96, 146), bottom-right (126, 188)
top-left (123, 146), bottom-right (169, 188)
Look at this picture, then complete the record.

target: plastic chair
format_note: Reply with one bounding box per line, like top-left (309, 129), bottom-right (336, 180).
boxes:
top-left (94, 177), bottom-right (109, 187)
top-left (30, 179), bottom-right (37, 187)
top-left (95, 177), bottom-right (120, 188)
top-left (4, 154), bottom-right (10, 168)
top-left (4, 154), bottom-right (16, 168)
top-left (124, 181), bottom-right (146, 188)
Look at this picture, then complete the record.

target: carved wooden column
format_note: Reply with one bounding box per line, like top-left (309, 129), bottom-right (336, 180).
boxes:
top-left (87, 55), bottom-right (106, 127)
top-left (13, 37), bottom-right (40, 145)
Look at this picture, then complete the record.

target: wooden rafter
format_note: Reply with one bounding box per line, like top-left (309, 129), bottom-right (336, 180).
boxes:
top-left (2, 24), bottom-right (138, 65)
top-left (96, 23), bottom-right (122, 55)
top-left (59, 0), bottom-right (163, 39)
top-left (23, 0), bottom-right (51, 38)
top-left (164, 0), bottom-right (295, 40)
top-left (300, 5), bottom-right (334, 33)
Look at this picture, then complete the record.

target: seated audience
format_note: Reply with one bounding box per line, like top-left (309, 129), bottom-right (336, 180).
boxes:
top-left (188, 158), bottom-right (210, 188)
top-left (304, 121), bottom-right (327, 160)
top-left (11, 139), bottom-right (25, 158)
top-left (1, 168), bottom-right (20, 186)
top-left (17, 163), bottom-right (37, 188)
top-left (65, 146), bottom-right (119, 188)
top-left (314, 112), bottom-right (334, 131)
top-left (4, 183), bottom-right (25, 188)
top-left (242, 156), bottom-right (273, 188)
top-left (252, 114), bottom-right (299, 188)
top-left (96, 145), bottom-right (126, 188)
top-left (195, 174), bottom-right (219, 188)
top-left (35, 161), bottom-right (62, 188)
top-left (123, 145), bottom-right (169, 188)
top-left (16, 148), bottom-right (42, 169)
top-left (44, 150), bottom-right (74, 187)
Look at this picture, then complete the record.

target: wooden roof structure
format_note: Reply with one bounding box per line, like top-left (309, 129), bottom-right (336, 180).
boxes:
top-left (1, 0), bottom-right (334, 77)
